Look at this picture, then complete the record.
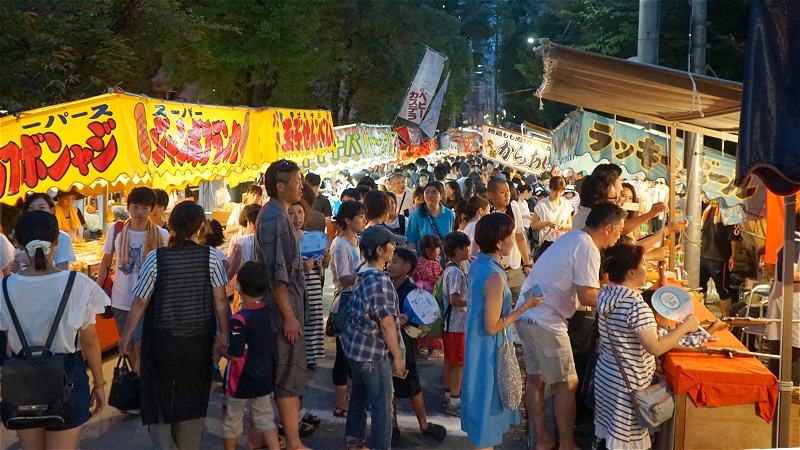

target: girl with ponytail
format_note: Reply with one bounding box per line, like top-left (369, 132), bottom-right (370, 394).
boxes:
top-left (1, 211), bottom-right (109, 449)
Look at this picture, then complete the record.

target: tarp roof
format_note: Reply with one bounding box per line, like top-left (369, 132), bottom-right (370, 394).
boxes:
top-left (534, 42), bottom-right (743, 142)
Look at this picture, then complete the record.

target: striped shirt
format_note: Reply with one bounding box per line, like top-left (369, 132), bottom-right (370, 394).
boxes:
top-left (133, 245), bottom-right (228, 300)
top-left (594, 284), bottom-right (657, 450)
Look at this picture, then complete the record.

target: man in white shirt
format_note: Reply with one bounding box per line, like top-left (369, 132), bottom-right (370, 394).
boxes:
top-left (487, 177), bottom-right (531, 302)
top-left (97, 187), bottom-right (169, 376)
top-left (388, 172), bottom-right (414, 217)
top-left (515, 202), bottom-right (626, 450)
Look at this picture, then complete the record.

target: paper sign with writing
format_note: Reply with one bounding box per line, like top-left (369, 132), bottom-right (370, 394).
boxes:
top-left (482, 125), bottom-right (551, 175)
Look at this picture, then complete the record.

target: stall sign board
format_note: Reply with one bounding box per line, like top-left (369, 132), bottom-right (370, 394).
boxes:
top-left (482, 125), bottom-right (550, 175)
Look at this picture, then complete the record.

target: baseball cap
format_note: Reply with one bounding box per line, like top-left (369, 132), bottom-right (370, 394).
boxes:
top-left (360, 225), bottom-right (406, 251)
top-left (445, 173), bottom-right (459, 181)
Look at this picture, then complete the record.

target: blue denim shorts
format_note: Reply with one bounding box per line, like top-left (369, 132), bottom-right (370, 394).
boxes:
top-left (45, 351), bottom-right (92, 431)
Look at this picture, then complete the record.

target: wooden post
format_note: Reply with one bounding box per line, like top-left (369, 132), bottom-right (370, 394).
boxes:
top-left (669, 125), bottom-right (677, 271)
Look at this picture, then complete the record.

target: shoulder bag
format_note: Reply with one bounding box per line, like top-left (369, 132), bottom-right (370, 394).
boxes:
top-left (1, 272), bottom-right (77, 430)
top-left (496, 317), bottom-right (523, 410)
top-left (602, 312), bottom-right (675, 431)
top-left (420, 205), bottom-right (446, 267)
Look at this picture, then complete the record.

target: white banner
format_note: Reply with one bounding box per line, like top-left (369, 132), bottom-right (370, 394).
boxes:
top-left (420, 75), bottom-right (448, 138)
top-left (398, 49), bottom-right (446, 124)
top-left (482, 125), bottom-right (551, 175)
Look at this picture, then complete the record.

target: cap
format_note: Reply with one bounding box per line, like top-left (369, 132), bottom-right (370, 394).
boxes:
top-left (564, 185), bottom-right (577, 194)
top-left (534, 185), bottom-right (548, 197)
top-left (445, 173), bottom-right (459, 181)
top-left (360, 225), bottom-right (406, 251)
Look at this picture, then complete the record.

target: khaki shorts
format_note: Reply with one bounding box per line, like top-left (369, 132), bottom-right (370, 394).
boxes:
top-left (222, 394), bottom-right (277, 439)
top-left (516, 319), bottom-right (577, 383)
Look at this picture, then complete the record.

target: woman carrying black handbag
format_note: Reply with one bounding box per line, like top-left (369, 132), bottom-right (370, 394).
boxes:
top-left (0, 211), bottom-right (109, 449)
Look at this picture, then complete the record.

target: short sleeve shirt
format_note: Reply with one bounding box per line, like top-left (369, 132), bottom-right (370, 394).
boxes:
top-left (516, 230), bottom-right (600, 335)
top-left (132, 246), bottom-right (228, 299)
top-left (442, 264), bottom-right (468, 333)
top-left (341, 268), bottom-right (401, 362)
top-left (0, 271), bottom-right (110, 354)
top-left (312, 194), bottom-right (333, 217)
top-left (255, 199), bottom-right (308, 328)
top-left (329, 235), bottom-right (361, 313)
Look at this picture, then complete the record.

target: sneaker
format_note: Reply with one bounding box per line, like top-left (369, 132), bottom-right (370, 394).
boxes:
top-left (445, 403), bottom-right (461, 417)
top-left (124, 408), bottom-right (141, 415)
top-left (442, 397), bottom-right (449, 408)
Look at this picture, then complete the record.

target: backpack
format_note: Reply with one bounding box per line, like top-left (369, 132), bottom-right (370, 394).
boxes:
top-left (426, 261), bottom-right (458, 339)
top-left (1, 272), bottom-right (77, 430)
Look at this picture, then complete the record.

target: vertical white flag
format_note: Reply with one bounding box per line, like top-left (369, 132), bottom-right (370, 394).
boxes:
top-left (420, 75), bottom-right (449, 138)
top-left (398, 49), bottom-right (446, 124)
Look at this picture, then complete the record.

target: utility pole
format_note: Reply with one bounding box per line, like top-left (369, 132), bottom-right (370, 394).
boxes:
top-left (637, 0), bottom-right (661, 65)
top-left (683, 0), bottom-right (707, 288)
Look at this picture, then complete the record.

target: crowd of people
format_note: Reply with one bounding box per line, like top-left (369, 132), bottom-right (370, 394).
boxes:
top-left (0, 153), bottom-right (762, 450)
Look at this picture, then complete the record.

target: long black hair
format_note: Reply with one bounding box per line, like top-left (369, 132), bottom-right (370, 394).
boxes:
top-left (16, 211), bottom-right (59, 271)
top-left (168, 201), bottom-right (205, 248)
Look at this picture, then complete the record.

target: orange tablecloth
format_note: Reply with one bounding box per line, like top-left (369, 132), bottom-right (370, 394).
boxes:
top-left (662, 298), bottom-right (779, 422)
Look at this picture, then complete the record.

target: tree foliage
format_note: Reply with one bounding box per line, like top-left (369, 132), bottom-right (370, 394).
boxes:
top-left (496, 0), bottom-right (751, 129)
top-left (1, 0), bottom-right (481, 129)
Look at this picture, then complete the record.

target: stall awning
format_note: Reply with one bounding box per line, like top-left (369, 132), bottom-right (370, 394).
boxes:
top-left (535, 42), bottom-right (742, 141)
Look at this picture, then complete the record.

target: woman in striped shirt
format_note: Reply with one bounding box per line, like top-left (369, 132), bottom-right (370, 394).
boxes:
top-left (594, 243), bottom-right (699, 450)
top-left (119, 201), bottom-right (230, 450)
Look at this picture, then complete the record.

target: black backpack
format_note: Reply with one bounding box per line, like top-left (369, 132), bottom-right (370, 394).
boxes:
top-left (1, 271), bottom-right (77, 430)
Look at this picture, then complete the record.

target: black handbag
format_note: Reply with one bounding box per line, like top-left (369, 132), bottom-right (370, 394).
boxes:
top-left (108, 356), bottom-right (140, 411)
top-left (0, 272), bottom-right (77, 430)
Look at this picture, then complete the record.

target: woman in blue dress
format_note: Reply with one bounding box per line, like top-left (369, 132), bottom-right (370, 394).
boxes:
top-left (462, 213), bottom-right (544, 449)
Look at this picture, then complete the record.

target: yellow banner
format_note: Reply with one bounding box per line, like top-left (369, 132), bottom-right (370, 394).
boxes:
top-left (261, 108), bottom-right (336, 163)
top-left (0, 93), bottom-right (336, 204)
top-left (0, 94), bottom-right (149, 204)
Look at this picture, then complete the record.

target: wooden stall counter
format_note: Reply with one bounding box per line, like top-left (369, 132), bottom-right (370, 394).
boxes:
top-left (656, 299), bottom-right (778, 449)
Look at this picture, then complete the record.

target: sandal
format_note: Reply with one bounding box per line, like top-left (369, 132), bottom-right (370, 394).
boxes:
top-left (298, 421), bottom-right (316, 438)
top-left (277, 422), bottom-right (316, 438)
top-left (422, 422), bottom-right (447, 442)
top-left (301, 412), bottom-right (321, 426)
top-left (333, 405), bottom-right (348, 417)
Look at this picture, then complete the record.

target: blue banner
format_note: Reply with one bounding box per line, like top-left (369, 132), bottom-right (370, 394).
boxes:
top-left (551, 110), bottom-right (760, 224)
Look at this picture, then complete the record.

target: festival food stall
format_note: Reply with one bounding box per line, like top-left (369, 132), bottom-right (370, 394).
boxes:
top-left (531, 41), bottom-right (792, 447)
top-left (0, 91), bottom-right (336, 351)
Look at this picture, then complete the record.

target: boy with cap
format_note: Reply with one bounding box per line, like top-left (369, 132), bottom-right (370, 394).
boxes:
top-left (340, 225), bottom-right (407, 450)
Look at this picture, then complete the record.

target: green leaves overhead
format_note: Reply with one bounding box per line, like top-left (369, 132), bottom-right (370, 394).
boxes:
top-left (2, 0), bottom-right (482, 128)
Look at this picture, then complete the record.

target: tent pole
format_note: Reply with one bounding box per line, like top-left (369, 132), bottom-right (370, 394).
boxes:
top-left (777, 195), bottom-right (795, 448)
top-left (668, 125), bottom-right (677, 271)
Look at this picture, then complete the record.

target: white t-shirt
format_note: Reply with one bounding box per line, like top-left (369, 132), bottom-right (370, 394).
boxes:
top-left (329, 235), bottom-right (361, 313)
top-left (534, 197), bottom-right (575, 242)
top-left (0, 234), bottom-right (14, 270)
top-left (227, 203), bottom-right (245, 228)
top-left (102, 224), bottom-right (170, 311)
top-left (393, 190), bottom-right (415, 217)
top-left (571, 206), bottom-right (592, 232)
top-left (56, 230), bottom-right (76, 265)
top-left (0, 271), bottom-right (110, 354)
top-left (442, 264), bottom-right (468, 333)
top-left (516, 230), bottom-right (600, 335)
top-left (499, 201), bottom-right (525, 269)
top-left (519, 198), bottom-right (532, 229)
top-left (235, 234), bottom-right (257, 264)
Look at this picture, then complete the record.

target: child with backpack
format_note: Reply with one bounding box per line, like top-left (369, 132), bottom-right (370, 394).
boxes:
top-left (440, 231), bottom-right (471, 417)
top-left (411, 234), bottom-right (444, 358)
top-left (222, 261), bottom-right (280, 450)
top-left (386, 247), bottom-right (447, 446)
